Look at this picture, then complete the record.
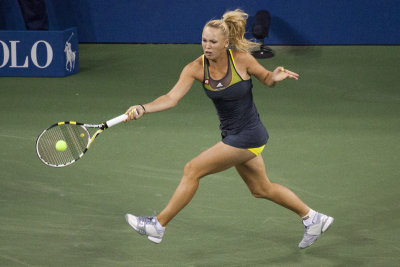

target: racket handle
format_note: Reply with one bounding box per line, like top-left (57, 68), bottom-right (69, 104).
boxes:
top-left (105, 109), bottom-right (139, 128)
top-left (106, 114), bottom-right (128, 128)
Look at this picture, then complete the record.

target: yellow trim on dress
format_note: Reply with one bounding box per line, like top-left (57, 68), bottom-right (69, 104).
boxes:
top-left (248, 145), bottom-right (265, 156)
top-left (227, 50), bottom-right (243, 87)
top-left (228, 49), bottom-right (237, 70)
top-left (203, 49), bottom-right (242, 91)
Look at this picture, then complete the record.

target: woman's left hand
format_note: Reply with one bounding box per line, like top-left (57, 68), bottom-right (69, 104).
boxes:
top-left (272, 66), bottom-right (299, 82)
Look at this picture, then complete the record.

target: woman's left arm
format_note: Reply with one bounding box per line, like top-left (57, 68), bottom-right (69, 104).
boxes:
top-left (245, 53), bottom-right (299, 87)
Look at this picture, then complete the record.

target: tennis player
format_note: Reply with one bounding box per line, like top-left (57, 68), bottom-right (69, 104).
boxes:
top-left (124, 9), bottom-right (333, 248)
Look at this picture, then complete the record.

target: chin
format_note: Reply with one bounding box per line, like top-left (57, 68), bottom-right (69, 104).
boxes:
top-left (205, 52), bottom-right (219, 61)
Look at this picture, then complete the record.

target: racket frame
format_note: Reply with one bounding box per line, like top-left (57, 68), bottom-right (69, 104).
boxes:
top-left (36, 113), bottom-right (129, 167)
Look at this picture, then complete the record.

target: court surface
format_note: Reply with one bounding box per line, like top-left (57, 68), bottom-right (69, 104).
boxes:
top-left (0, 44), bottom-right (399, 266)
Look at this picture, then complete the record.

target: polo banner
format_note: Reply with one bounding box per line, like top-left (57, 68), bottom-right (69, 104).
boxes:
top-left (0, 27), bottom-right (78, 77)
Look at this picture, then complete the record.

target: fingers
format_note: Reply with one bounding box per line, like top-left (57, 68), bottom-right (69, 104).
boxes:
top-left (124, 107), bottom-right (135, 121)
top-left (286, 70), bottom-right (299, 80)
top-left (124, 105), bottom-right (143, 122)
top-left (278, 66), bottom-right (299, 80)
top-left (128, 108), bottom-right (138, 118)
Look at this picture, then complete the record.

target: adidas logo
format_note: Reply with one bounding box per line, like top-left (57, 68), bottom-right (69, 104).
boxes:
top-left (217, 82), bottom-right (223, 88)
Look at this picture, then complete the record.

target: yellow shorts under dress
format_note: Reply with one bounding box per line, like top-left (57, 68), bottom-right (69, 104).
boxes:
top-left (248, 145), bottom-right (265, 156)
top-left (221, 122), bottom-right (269, 157)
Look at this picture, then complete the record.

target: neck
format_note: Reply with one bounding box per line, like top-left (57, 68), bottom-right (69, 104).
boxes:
top-left (208, 50), bottom-right (228, 67)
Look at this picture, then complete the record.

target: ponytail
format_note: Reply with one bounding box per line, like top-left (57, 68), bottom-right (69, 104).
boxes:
top-left (205, 9), bottom-right (259, 52)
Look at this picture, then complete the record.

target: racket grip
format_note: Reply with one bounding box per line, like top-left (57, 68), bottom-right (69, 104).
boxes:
top-left (106, 114), bottom-right (128, 128)
top-left (106, 109), bottom-right (139, 128)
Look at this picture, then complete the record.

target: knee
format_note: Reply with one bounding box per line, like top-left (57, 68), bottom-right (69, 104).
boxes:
top-left (251, 190), bottom-right (268, 199)
top-left (183, 161), bottom-right (203, 180)
top-left (249, 186), bottom-right (273, 200)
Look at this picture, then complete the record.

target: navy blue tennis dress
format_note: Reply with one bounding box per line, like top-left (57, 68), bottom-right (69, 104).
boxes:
top-left (202, 49), bottom-right (269, 153)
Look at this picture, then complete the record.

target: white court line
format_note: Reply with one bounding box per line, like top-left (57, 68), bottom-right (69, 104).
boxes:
top-left (0, 133), bottom-right (34, 141)
top-left (0, 254), bottom-right (33, 266)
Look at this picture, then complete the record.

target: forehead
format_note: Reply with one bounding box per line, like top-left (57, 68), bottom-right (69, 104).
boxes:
top-left (202, 26), bottom-right (226, 39)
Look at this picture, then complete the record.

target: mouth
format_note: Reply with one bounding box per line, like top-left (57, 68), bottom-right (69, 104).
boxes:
top-left (205, 51), bottom-right (212, 57)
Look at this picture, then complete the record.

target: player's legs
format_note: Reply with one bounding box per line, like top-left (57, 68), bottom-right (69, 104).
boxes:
top-left (156, 141), bottom-right (256, 226)
top-left (235, 154), bottom-right (310, 217)
top-left (235, 155), bottom-right (334, 248)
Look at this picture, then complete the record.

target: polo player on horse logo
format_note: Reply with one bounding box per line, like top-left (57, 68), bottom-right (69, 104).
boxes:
top-left (64, 33), bottom-right (76, 72)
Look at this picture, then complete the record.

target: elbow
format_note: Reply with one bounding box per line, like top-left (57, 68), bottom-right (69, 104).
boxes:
top-left (165, 94), bottom-right (179, 109)
top-left (170, 99), bottom-right (178, 108)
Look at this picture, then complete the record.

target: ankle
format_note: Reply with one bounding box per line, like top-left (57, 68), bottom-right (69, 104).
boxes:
top-left (302, 209), bottom-right (317, 227)
top-left (156, 216), bottom-right (167, 228)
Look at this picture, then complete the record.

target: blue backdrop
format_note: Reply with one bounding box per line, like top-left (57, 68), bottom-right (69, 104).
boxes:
top-left (1, 0), bottom-right (399, 44)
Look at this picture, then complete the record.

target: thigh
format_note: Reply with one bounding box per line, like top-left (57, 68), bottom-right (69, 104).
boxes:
top-left (235, 155), bottom-right (271, 189)
top-left (188, 142), bottom-right (256, 178)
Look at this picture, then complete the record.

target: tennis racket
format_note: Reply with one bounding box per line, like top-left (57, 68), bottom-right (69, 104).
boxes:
top-left (36, 112), bottom-right (136, 167)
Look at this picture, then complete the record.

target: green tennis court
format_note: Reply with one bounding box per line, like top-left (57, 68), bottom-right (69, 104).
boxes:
top-left (1, 44), bottom-right (399, 266)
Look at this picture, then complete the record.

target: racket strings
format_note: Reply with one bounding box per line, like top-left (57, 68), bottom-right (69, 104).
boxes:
top-left (37, 124), bottom-right (89, 166)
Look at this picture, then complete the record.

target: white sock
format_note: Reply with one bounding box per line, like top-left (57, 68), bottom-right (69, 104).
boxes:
top-left (155, 219), bottom-right (165, 231)
top-left (302, 209), bottom-right (317, 227)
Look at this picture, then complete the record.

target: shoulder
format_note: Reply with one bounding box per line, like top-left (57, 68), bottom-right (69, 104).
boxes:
top-left (230, 50), bottom-right (261, 79)
top-left (230, 50), bottom-right (256, 66)
top-left (181, 56), bottom-right (204, 81)
top-left (186, 56), bottom-right (204, 71)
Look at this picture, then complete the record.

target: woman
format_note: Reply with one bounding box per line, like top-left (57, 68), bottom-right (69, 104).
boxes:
top-left (124, 9), bottom-right (333, 249)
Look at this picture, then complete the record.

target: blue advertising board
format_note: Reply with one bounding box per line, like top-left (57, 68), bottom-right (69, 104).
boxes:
top-left (0, 27), bottom-right (78, 77)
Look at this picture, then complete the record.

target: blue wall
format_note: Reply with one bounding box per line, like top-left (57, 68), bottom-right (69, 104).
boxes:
top-left (1, 0), bottom-right (399, 44)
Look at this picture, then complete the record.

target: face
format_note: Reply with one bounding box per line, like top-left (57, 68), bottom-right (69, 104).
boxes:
top-left (202, 26), bottom-right (229, 60)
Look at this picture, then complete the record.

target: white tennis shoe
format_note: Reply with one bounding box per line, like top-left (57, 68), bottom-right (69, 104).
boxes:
top-left (125, 214), bottom-right (165, 244)
top-left (298, 212), bottom-right (334, 249)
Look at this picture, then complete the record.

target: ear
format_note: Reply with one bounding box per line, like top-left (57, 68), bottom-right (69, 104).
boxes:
top-left (225, 39), bottom-right (229, 48)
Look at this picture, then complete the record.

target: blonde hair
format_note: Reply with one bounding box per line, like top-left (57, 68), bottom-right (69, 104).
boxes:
top-left (205, 9), bottom-right (259, 52)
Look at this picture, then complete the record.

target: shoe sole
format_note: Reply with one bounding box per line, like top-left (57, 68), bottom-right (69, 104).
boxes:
top-left (125, 214), bottom-right (143, 234)
top-left (322, 216), bottom-right (334, 233)
top-left (148, 236), bottom-right (162, 244)
top-left (299, 216), bottom-right (334, 249)
top-left (125, 214), bottom-right (163, 244)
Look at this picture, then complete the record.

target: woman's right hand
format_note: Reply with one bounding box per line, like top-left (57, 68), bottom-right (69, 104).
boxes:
top-left (125, 105), bottom-right (145, 122)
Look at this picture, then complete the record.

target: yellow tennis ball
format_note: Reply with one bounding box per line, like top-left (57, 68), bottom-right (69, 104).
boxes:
top-left (80, 133), bottom-right (85, 137)
top-left (55, 140), bottom-right (67, 152)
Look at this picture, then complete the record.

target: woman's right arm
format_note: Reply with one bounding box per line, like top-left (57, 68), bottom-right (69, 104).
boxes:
top-left (125, 58), bottom-right (202, 121)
